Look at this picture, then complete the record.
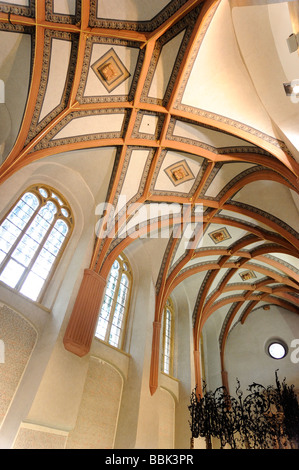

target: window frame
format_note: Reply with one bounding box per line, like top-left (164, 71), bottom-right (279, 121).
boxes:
top-left (266, 339), bottom-right (288, 360)
top-left (162, 297), bottom-right (175, 376)
top-left (95, 253), bottom-right (132, 350)
top-left (0, 184), bottom-right (74, 303)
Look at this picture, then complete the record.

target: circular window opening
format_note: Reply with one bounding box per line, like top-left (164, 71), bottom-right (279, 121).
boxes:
top-left (268, 341), bottom-right (287, 360)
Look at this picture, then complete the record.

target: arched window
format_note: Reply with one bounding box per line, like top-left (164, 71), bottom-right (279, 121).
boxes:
top-left (95, 254), bottom-right (132, 349)
top-left (162, 298), bottom-right (174, 375)
top-left (0, 184), bottom-right (73, 302)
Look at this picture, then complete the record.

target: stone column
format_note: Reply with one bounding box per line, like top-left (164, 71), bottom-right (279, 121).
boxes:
top-left (63, 269), bottom-right (106, 357)
top-left (221, 369), bottom-right (229, 392)
top-left (193, 349), bottom-right (203, 396)
top-left (149, 321), bottom-right (162, 395)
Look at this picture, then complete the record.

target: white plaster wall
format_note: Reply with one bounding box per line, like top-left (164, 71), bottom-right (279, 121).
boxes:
top-left (66, 358), bottom-right (123, 449)
top-left (0, 158), bottom-right (97, 447)
top-left (224, 305), bottom-right (299, 395)
top-left (0, 304), bottom-right (37, 427)
top-left (202, 314), bottom-right (223, 391)
top-left (158, 388), bottom-right (175, 449)
top-left (172, 283), bottom-right (194, 449)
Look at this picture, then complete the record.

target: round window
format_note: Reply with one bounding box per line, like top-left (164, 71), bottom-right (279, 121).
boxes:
top-left (267, 341), bottom-right (287, 360)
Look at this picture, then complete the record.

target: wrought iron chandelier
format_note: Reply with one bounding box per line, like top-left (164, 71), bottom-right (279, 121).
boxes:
top-left (188, 370), bottom-right (299, 449)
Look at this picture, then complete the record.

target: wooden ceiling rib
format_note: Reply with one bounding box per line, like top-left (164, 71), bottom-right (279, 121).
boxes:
top-left (0, 0), bottom-right (298, 394)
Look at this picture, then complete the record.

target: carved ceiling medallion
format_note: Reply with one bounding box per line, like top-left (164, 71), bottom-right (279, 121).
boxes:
top-left (164, 159), bottom-right (195, 186)
top-left (239, 270), bottom-right (257, 282)
top-left (208, 227), bottom-right (231, 244)
top-left (91, 48), bottom-right (131, 93)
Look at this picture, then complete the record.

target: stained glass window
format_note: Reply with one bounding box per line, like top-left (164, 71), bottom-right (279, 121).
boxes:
top-left (0, 185), bottom-right (73, 302)
top-left (162, 298), bottom-right (174, 375)
top-left (95, 254), bottom-right (132, 349)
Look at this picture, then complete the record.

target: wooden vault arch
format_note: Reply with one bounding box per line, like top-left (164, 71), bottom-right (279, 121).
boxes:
top-left (0, 0), bottom-right (298, 397)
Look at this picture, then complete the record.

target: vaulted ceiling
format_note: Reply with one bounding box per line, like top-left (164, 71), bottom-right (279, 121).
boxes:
top-left (0, 0), bottom-right (298, 382)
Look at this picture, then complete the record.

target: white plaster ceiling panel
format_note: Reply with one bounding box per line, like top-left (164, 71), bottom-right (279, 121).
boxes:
top-left (84, 44), bottom-right (139, 98)
top-left (53, 0), bottom-right (76, 16)
top-left (204, 162), bottom-right (255, 198)
top-left (228, 268), bottom-right (264, 285)
top-left (207, 268), bottom-right (230, 297)
top-left (183, 255), bottom-right (221, 271)
top-left (2, 0), bottom-right (29, 5)
top-left (181, 0), bottom-right (276, 139)
top-left (0, 31), bottom-right (31, 160)
top-left (239, 241), bottom-right (268, 252)
top-left (122, 202), bottom-right (182, 240)
top-left (52, 113), bottom-right (125, 140)
top-left (218, 209), bottom-right (278, 233)
top-left (154, 150), bottom-right (202, 193)
top-left (138, 236), bottom-right (171, 285)
top-left (199, 224), bottom-right (250, 249)
top-left (268, 253), bottom-right (299, 272)
top-left (39, 39), bottom-right (72, 122)
top-left (213, 291), bottom-right (246, 305)
top-left (96, 0), bottom-right (171, 22)
top-left (116, 148), bottom-right (150, 215)
top-left (203, 303), bottom-right (232, 338)
top-left (231, 2), bottom-right (299, 160)
top-left (139, 114), bottom-right (159, 136)
top-left (244, 260), bottom-right (289, 279)
top-left (180, 270), bottom-right (208, 313)
top-left (232, 180), bottom-right (299, 232)
top-left (227, 302), bottom-right (250, 333)
top-left (237, 299), bottom-right (252, 317)
top-left (228, 256), bottom-right (240, 262)
top-left (265, 282), bottom-right (288, 289)
top-left (171, 223), bottom-right (195, 266)
top-left (148, 30), bottom-right (185, 101)
top-left (42, 147), bottom-right (117, 200)
top-left (173, 120), bottom-right (256, 149)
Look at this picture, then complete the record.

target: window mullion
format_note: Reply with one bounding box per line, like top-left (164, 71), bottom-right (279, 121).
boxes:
top-left (0, 185), bottom-right (73, 302)
top-left (95, 255), bottom-right (131, 349)
top-left (105, 264), bottom-right (123, 343)
top-left (15, 213), bottom-right (59, 292)
top-left (162, 307), bottom-right (167, 371)
top-left (162, 303), bottom-right (174, 375)
top-left (0, 197), bottom-right (43, 274)
top-left (118, 272), bottom-right (131, 349)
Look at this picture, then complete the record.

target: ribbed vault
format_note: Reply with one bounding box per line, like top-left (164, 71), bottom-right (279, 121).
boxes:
top-left (0, 0), bottom-right (298, 395)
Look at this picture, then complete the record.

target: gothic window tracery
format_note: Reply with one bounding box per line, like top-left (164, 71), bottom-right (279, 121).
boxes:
top-left (0, 185), bottom-right (73, 302)
top-left (95, 254), bottom-right (132, 349)
top-left (162, 298), bottom-right (175, 375)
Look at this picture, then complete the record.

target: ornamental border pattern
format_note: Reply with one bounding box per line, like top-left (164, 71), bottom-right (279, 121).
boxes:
top-left (25, 29), bottom-right (79, 146)
top-left (0, 21), bottom-right (35, 82)
top-left (45, 0), bottom-right (81, 25)
top-left (149, 149), bottom-right (208, 199)
top-left (190, 254), bottom-right (298, 324)
top-left (32, 108), bottom-right (130, 152)
top-left (166, 117), bottom-right (274, 157)
top-left (131, 110), bottom-right (166, 141)
top-left (172, 2), bottom-right (294, 160)
top-left (89, 0), bottom-right (190, 32)
top-left (0, 0), bottom-right (35, 17)
top-left (76, 36), bottom-right (144, 105)
top-left (140, 6), bottom-right (201, 108)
